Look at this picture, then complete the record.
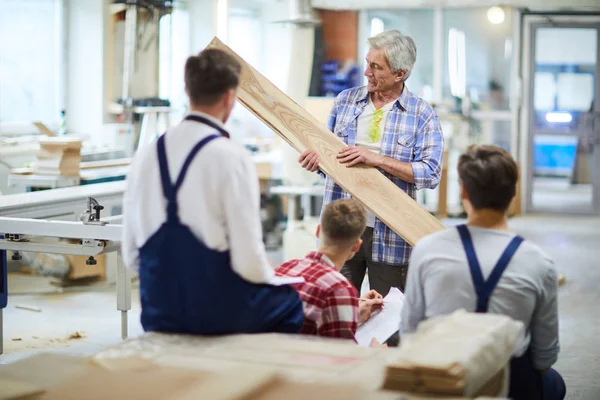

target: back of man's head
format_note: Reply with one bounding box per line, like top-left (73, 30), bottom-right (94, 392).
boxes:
top-left (458, 145), bottom-right (518, 213)
top-left (320, 199), bottom-right (367, 249)
top-left (184, 48), bottom-right (241, 106)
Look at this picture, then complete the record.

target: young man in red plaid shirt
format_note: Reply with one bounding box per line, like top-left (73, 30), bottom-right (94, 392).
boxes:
top-left (275, 199), bottom-right (383, 341)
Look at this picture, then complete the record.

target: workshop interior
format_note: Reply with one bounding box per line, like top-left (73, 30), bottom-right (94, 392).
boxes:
top-left (0, 0), bottom-right (598, 399)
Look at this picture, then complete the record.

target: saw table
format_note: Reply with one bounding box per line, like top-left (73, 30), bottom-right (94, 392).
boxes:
top-left (0, 196), bottom-right (130, 356)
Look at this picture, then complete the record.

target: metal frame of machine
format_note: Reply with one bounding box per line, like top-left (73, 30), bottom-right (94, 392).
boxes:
top-left (0, 195), bottom-right (130, 356)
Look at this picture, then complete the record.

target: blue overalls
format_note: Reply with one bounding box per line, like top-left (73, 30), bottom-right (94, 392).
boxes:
top-left (138, 114), bottom-right (304, 335)
top-left (0, 236), bottom-right (6, 354)
top-left (457, 225), bottom-right (566, 400)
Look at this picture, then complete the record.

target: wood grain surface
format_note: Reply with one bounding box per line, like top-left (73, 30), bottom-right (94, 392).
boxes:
top-left (207, 37), bottom-right (444, 246)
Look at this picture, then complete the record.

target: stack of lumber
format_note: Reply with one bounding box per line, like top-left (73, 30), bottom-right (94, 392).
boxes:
top-left (34, 137), bottom-right (82, 176)
top-left (382, 310), bottom-right (524, 397)
top-left (0, 353), bottom-right (398, 400)
top-left (11, 158), bottom-right (131, 176)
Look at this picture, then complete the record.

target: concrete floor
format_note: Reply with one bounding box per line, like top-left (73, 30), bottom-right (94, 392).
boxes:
top-left (1, 214), bottom-right (600, 399)
top-left (532, 177), bottom-right (595, 214)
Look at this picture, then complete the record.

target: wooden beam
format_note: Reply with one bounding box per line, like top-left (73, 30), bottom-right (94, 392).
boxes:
top-left (207, 38), bottom-right (444, 246)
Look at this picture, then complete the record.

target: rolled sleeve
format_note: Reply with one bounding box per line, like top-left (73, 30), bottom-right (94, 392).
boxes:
top-left (530, 261), bottom-right (560, 370)
top-left (399, 239), bottom-right (428, 334)
top-left (410, 112), bottom-right (444, 190)
top-left (223, 153), bottom-right (275, 284)
top-left (121, 158), bottom-right (139, 272)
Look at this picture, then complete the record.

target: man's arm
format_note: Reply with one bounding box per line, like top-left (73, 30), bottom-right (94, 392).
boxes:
top-left (121, 157), bottom-right (140, 272)
top-left (378, 111), bottom-right (444, 189)
top-left (337, 110), bottom-right (444, 189)
top-left (399, 242), bottom-right (427, 334)
top-left (320, 287), bottom-right (359, 340)
top-left (530, 260), bottom-right (560, 371)
top-left (223, 153), bottom-right (275, 284)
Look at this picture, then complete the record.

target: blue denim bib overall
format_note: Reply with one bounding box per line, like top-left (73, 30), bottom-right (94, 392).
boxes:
top-left (457, 224), bottom-right (565, 400)
top-left (138, 115), bottom-right (303, 335)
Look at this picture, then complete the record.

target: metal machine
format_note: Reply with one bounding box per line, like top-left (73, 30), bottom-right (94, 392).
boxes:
top-left (0, 196), bottom-right (130, 355)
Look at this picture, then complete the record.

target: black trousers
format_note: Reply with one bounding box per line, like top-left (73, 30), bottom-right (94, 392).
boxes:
top-left (340, 227), bottom-right (407, 346)
top-left (340, 227), bottom-right (408, 295)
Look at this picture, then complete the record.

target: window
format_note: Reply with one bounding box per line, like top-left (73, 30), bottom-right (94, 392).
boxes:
top-left (0, 0), bottom-right (63, 124)
top-left (443, 8), bottom-right (513, 109)
top-left (370, 17), bottom-right (384, 37)
top-left (228, 7), bottom-right (262, 68)
top-left (225, 7), bottom-right (268, 142)
top-left (159, 5), bottom-right (190, 122)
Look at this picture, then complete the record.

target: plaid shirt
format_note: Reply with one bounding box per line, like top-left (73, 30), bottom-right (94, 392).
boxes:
top-left (319, 85), bottom-right (444, 265)
top-left (275, 252), bottom-right (359, 341)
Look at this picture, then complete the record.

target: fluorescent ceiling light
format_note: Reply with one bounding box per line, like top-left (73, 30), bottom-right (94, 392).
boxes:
top-left (545, 112), bottom-right (572, 123)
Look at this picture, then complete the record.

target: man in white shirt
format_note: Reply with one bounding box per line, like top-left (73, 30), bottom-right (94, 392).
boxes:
top-left (400, 145), bottom-right (566, 400)
top-left (122, 48), bottom-right (304, 335)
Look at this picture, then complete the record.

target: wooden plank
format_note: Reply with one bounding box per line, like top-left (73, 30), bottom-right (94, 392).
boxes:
top-left (207, 37), bottom-right (444, 245)
top-left (0, 376), bottom-right (44, 399)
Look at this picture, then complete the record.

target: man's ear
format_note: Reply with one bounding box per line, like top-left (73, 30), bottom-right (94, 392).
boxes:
top-left (223, 88), bottom-right (236, 109)
top-left (315, 224), bottom-right (321, 239)
top-left (395, 70), bottom-right (406, 83)
top-left (351, 238), bottom-right (362, 253)
top-left (459, 182), bottom-right (467, 201)
top-left (459, 182), bottom-right (473, 213)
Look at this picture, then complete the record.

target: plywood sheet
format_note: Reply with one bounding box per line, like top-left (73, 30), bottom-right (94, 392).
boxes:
top-left (207, 38), bottom-right (444, 246)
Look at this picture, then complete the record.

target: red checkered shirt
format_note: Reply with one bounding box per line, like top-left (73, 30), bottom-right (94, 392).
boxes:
top-left (275, 252), bottom-right (359, 341)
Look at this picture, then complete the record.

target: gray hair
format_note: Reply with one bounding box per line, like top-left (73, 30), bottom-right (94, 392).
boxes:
top-left (367, 30), bottom-right (417, 81)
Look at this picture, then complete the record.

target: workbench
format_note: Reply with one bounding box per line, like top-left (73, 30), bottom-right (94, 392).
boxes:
top-left (8, 160), bottom-right (130, 192)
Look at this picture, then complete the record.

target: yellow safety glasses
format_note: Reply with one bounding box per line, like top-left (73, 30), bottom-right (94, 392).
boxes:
top-left (369, 108), bottom-right (384, 143)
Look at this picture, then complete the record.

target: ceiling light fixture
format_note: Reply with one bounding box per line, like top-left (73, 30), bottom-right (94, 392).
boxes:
top-left (487, 6), bottom-right (505, 25)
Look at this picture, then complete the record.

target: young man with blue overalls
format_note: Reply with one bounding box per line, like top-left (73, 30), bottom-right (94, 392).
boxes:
top-left (400, 145), bottom-right (566, 400)
top-left (122, 49), bottom-right (303, 335)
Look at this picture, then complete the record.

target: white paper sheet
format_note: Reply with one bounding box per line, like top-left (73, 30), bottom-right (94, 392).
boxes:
top-left (267, 275), bottom-right (305, 286)
top-left (355, 288), bottom-right (405, 347)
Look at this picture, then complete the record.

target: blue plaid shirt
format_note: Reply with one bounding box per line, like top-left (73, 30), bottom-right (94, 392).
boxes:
top-left (318, 85), bottom-right (444, 266)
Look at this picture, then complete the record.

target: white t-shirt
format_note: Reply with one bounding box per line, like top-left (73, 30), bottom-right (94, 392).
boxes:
top-left (356, 96), bottom-right (394, 226)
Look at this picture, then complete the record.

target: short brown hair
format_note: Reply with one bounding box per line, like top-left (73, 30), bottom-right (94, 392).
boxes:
top-left (458, 145), bottom-right (518, 212)
top-left (320, 199), bottom-right (367, 247)
top-left (184, 48), bottom-right (241, 106)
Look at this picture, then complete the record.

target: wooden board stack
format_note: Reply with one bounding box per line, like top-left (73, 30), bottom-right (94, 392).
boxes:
top-left (382, 310), bottom-right (524, 397)
top-left (207, 37), bottom-right (445, 246)
top-left (34, 137), bottom-right (83, 176)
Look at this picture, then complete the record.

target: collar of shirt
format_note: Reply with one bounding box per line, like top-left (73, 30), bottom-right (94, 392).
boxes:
top-left (354, 85), bottom-right (411, 112)
top-left (305, 251), bottom-right (336, 269)
top-left (186, 110), bottom-right (227, 130)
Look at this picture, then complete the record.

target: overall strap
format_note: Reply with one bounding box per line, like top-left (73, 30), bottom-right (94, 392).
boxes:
top-left (184, 114), bottom-right (230, 139)
top-left (156, 134), bottom-right (176, 220)
top-left (457, 225), bottom-right (524, 313)
top-left (174, 134), bottom-right (221, 194)
top-left (156, 133), bottom-right (221, 221)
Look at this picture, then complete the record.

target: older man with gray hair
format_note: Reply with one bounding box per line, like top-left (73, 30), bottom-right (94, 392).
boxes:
top-left (299, 29), bottom-right (444, 299)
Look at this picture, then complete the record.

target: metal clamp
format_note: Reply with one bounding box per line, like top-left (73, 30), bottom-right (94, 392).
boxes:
top-left (80, 197), bottom-right (107, 226)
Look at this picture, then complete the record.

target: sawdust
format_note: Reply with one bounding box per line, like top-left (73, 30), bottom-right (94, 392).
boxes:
top-left (47, 331), bottom-right (86, 344)
top-left (15, 304), bottom-right (42, 312)
top-left (68, 331), bottom-right (85, 340)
